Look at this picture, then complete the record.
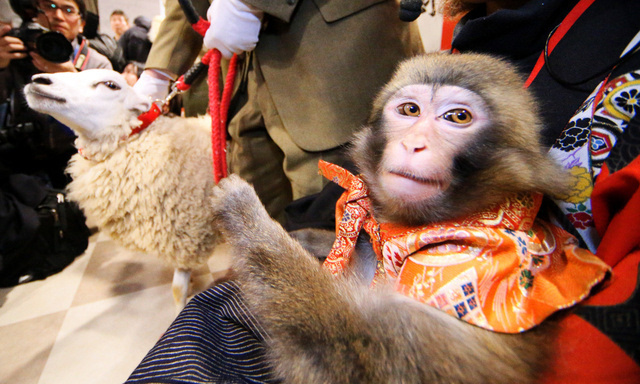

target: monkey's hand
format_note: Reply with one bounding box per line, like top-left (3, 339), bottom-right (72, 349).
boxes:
top-left (211, 174), bottom-right (275, 248)
top-left (210, 174), bottom-right (322, 279)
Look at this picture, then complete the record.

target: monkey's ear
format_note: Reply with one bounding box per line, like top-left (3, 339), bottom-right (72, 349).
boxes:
top-left (506, 148), bottom-right (574, 199)
top-left (534, 156), bottom-right (575, 199)
top-left (350, 125), bottom-right (382, 174)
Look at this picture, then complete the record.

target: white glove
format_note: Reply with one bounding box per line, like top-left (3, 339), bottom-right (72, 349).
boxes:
top-left (204, 0), bottom-right (263, 59)
top-left (133, 70), bottom-right (172, 102)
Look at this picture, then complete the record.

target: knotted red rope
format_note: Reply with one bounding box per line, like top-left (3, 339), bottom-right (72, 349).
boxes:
top-left (190, 17), bottom-right (238, 182)
top-left (201, 49), bottom-right (237, 182)
top-left (132, 3), bottom-right (237, 183)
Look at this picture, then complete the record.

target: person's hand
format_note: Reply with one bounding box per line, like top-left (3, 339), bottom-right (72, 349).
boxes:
top-left (204, 0), bottom-right (263, 59)
top-left (0, 24), bottom-right (27, 69)
top-left (134, 69), bottom-right (172, 102)
top-left (30, 51), bottom-right (76, 73)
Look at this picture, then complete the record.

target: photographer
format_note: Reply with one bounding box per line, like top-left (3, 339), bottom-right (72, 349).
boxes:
top-left (0, 0), bottom-right (111, 72)
top-left (0, 0), bottom-right (111, 187)
top-left (0, 0), bottom-right (101, 287)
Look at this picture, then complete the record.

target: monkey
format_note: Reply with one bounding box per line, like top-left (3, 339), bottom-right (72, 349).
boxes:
top-left (209, 52), bottom-right (610, 384)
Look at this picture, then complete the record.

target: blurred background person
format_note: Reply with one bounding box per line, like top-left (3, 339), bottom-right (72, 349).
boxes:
top-left (119, 15), bottom-right (152, 69)
top-left (122, 61), bottom-right (143, 86)
top-left (109, 8), bottom-right (128, 41)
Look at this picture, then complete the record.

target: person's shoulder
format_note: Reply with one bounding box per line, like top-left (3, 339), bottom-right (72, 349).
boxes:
top-left (86, 48), bottom-right (113, 70)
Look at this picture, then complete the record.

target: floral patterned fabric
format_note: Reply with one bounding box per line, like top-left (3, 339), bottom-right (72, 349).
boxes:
top-left (319, 160), bottom-right (610, 333)
top-left (549, 70), bottom-right (640, 252)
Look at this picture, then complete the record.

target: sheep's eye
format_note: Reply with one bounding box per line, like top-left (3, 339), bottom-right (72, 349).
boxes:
top-left (396, 102), bottom-right (420, 117)
top-left (441, 108), bottom-right (473, 125)
top-left (100, 81), bottom-right (121, 90)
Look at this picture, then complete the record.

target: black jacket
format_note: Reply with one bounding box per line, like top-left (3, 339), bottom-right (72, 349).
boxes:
top-left (118, 16), bottom-right (152, 65)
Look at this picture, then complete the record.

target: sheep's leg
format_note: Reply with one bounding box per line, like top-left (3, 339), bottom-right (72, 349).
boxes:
top-left (172, 267), bottom-right (191, 312)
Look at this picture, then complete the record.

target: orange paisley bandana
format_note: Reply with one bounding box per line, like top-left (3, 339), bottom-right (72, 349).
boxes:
top-left (319, 160), bottom-right (610, 333)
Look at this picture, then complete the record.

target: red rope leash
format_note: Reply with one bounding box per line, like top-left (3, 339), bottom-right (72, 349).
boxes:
top-left (200, 49), bottom-right (237, 182)
top-left (191, 18), bottom-right (210, 37)
top-left (187, 15), bottom-right (237, 183)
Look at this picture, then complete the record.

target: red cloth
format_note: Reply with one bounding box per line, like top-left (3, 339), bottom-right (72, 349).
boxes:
top-left (544, 157), bottom-right (640, 383)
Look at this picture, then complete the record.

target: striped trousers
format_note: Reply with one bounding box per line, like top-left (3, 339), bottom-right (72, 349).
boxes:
top-left (125, 281), bottom-right (278, 384)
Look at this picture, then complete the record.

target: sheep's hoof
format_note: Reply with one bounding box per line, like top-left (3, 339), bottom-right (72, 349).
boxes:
top-left (172, 268), bottom-right (191, 313)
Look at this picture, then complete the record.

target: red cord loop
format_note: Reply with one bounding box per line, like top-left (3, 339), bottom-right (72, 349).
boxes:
top-left (188, 19), bottom-right (237, 182)
top-left (208, 50), bottom-right (237, 182)
top-left (175, 75), bottom-right (191, 92)
top-left (192, 19), bottom-right (211, 38)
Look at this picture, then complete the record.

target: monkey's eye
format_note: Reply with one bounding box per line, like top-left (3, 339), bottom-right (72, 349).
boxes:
top-left (396, 102), bottom-right (421, 117)
top-left (98, 81), bottom-right (121, 91)
top-left (441, 108), bottom-right (473, 125)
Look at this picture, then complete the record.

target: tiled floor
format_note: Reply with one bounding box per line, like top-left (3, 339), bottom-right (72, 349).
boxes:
top-left (0, 231), bottom-right (233, 384)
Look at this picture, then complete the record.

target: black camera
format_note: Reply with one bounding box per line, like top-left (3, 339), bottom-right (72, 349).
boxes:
top-left (7, 24), bottom-right (73, 63)
top-left (7, 0), bottom-right (73, 63)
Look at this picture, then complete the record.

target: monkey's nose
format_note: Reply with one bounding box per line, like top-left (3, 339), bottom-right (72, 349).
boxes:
top-left (32, 76), bottom-right (52, 85)
top-left (401, 134), bottom-right (428, 153)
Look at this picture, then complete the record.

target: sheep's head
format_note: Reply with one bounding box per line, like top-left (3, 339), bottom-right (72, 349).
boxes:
top-left (24, 69), bottom-right (152, 142)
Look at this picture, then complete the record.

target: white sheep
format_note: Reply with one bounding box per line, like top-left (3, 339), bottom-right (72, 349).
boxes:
top-left (24, 69), bottom-right (221, 309)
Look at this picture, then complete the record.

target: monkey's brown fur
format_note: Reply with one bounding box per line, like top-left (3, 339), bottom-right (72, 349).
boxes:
top-left (211, 53), bottom-right (566, 383)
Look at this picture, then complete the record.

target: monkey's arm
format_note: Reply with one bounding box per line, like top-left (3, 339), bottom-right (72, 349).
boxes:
top-left (287, 228), bottom-right (335, 261)
top-left (211, 175), bottom-right (551, 384)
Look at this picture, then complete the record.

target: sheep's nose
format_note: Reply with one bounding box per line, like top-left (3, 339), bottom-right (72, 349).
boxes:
top-left (32, 76), bottom-right (52, 85)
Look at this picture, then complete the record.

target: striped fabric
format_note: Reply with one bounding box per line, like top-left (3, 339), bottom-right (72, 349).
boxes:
top-left (125, 281), bottom-right (278, 384)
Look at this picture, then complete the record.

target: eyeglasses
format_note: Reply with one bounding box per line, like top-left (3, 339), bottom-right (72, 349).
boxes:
top-left (38, 2), bottom-right (81, 19)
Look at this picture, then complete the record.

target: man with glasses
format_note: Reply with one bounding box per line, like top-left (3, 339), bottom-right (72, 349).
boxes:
top-left (0, 0), bottom-right (111, 73)
top-left (0, 0), bottom-right (112, 179)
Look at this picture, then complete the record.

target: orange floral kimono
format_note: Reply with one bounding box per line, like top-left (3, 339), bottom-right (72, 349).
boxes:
top-left (319, 160), bottom-right (610, 333)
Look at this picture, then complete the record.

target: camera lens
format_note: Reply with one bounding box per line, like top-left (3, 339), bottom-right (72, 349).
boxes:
top-left (35, 32), bottom-right (73, 63)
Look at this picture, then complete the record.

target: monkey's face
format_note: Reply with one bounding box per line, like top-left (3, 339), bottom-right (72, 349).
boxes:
top-left (352, 53), bottom-right (571, 226)
top-left (377, 84), bottom-right (488, 205)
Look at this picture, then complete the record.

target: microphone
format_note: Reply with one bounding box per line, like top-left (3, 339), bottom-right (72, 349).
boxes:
top-left (399, 0), bottom-right (423, 22)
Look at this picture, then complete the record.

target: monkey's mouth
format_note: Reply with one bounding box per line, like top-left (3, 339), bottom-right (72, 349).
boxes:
top-left (382, 170), bottom-right (449, 201)
top-left (389, 170), bottom-right (442, 186)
